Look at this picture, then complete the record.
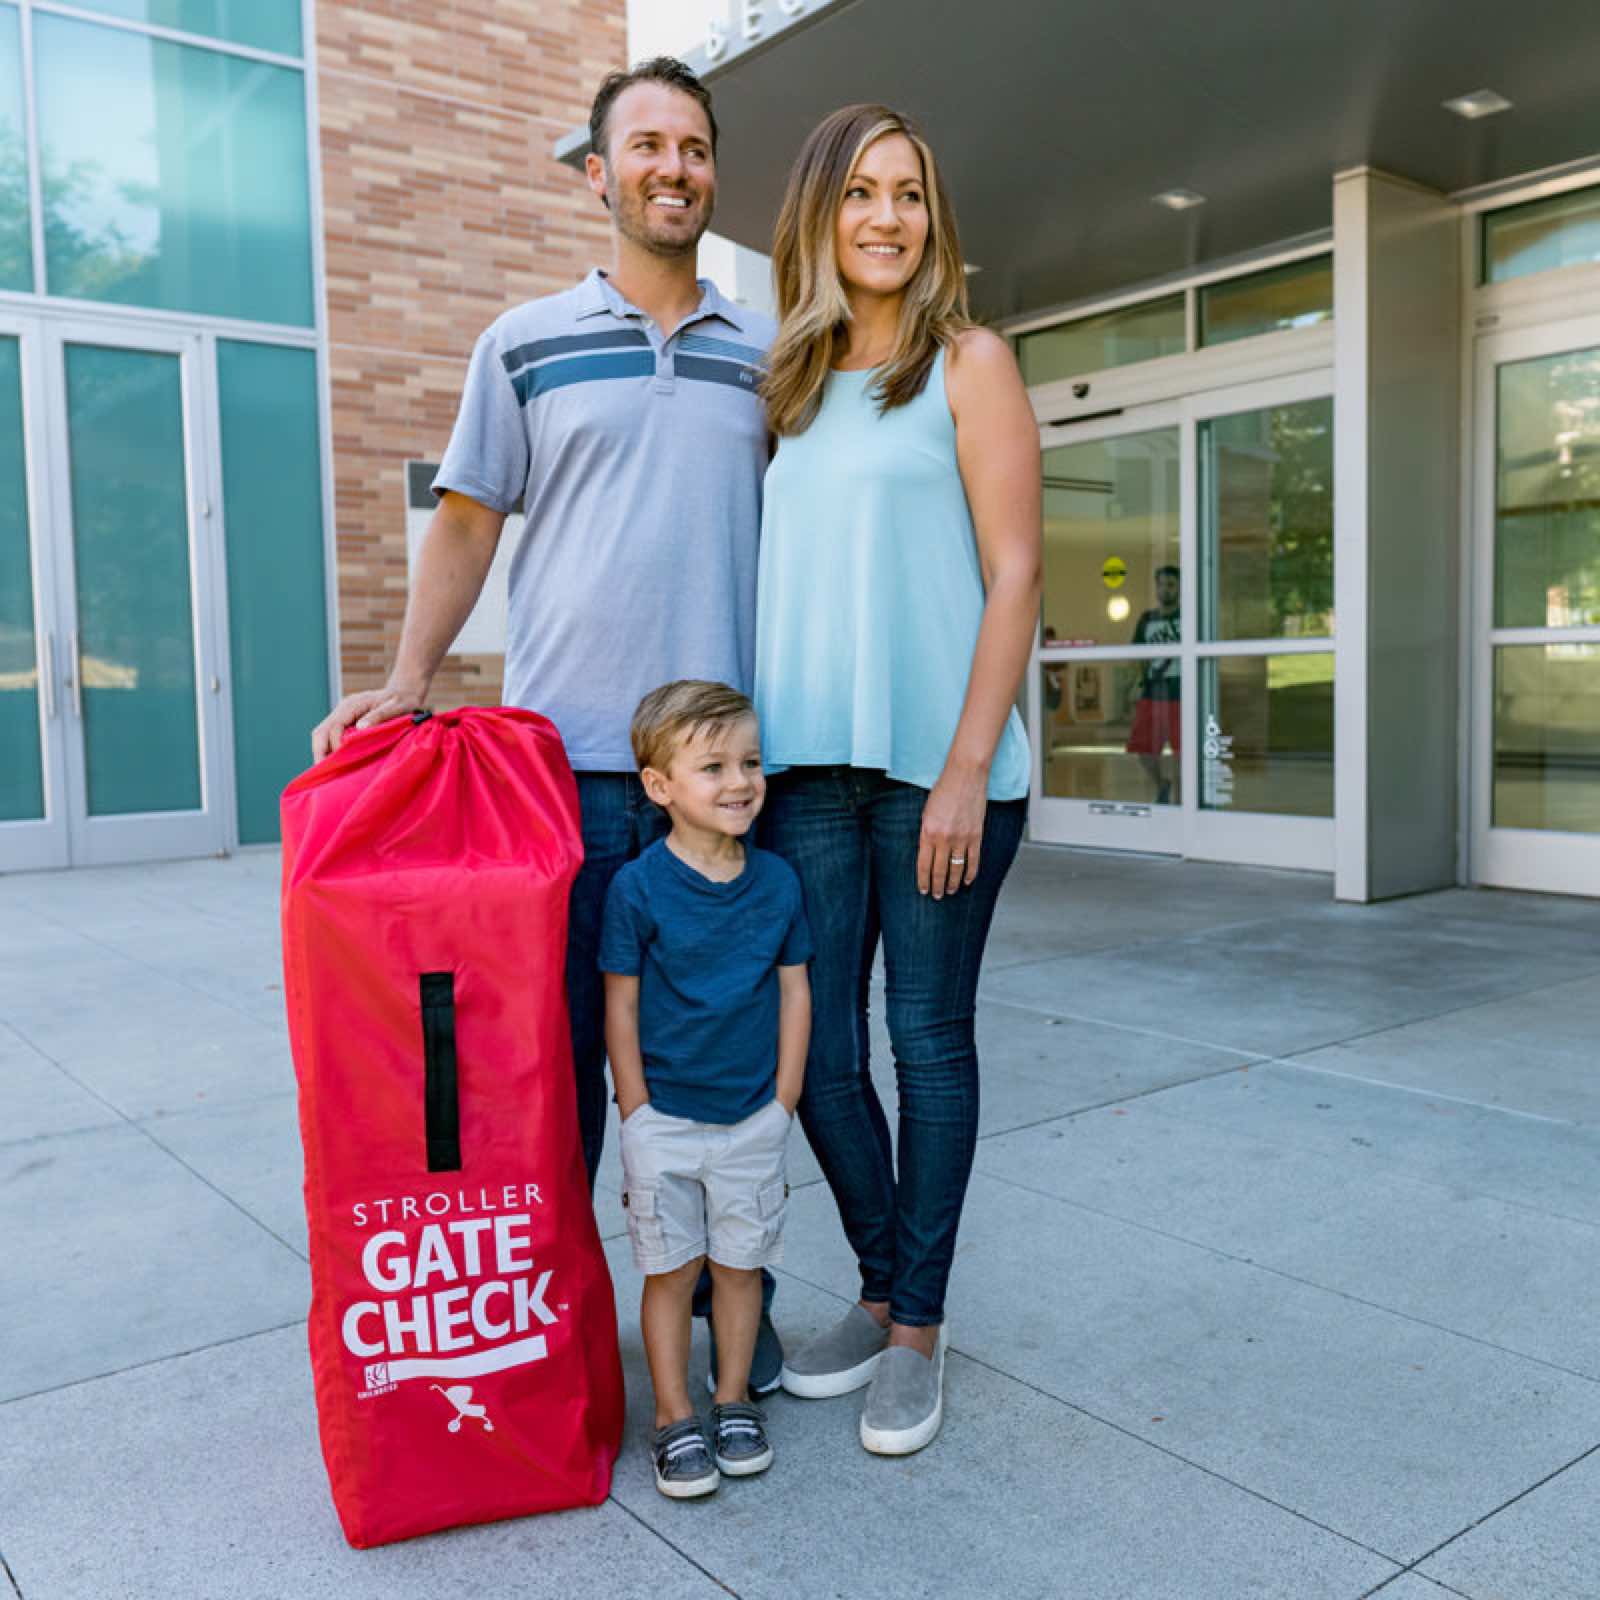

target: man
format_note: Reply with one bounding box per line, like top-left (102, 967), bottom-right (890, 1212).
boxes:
top-left (1125, 564), bottom-right (1180, 803)
top-left (311, 58), bottom-right (782, 1387)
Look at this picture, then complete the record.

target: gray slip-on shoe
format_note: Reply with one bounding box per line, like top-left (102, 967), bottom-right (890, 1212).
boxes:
top-left (780, 1304), bottom-right (890, 1398)
top-left (859, 1325), bottom-right (949, 1456)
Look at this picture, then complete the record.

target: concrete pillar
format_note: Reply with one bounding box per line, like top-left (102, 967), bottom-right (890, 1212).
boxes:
top-left (1332, 168), bottom-right (1462, 901)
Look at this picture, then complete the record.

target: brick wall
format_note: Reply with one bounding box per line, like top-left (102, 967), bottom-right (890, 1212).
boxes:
top-left (317, 0), bottom-right (625, 707)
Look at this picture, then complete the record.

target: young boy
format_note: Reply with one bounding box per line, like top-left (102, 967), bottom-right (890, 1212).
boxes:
top-left (600, 680), bottom-right (812, 1498)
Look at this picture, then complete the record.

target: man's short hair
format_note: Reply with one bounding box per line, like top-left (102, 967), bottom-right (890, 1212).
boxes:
top-left (589, 56), bottom-right (718, 163)
top-left (1155, 564), bottom-right (1180, 582)
top-left (631, 680), bottom-right (754, 775)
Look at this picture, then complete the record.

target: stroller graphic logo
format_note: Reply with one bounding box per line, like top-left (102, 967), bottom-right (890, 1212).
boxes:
top-left (432, 1383), bottom-right (494, 1433)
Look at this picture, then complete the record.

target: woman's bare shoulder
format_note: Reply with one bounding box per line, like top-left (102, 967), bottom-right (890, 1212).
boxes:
top-left (944, 325), bottom-right (1023, 405)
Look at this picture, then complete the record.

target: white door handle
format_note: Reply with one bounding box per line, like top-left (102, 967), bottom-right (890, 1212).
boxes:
top-left (41, 632), bottom-right (56, 719)
top-left (68, 630), bottom-right (83, 719)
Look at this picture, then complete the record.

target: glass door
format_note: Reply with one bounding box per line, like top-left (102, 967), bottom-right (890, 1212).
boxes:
top-left (1031, 403), bottom-right (1184, 852)
top-left (0, 313), bottom-right (69, 872)
top-left (1471, 317), bottom-right (1600, 895)
top-left (41, 319), bottom-right (228, 866)
top-left (1028, 370), bottom-right (1335, 871)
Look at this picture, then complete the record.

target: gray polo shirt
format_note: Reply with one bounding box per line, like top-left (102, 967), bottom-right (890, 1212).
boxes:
top-left (432, 269), bottom-right (775, 771)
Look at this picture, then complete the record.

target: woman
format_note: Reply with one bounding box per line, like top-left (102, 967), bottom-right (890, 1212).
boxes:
top-left (755, 105), bottom-right (1041, 1455)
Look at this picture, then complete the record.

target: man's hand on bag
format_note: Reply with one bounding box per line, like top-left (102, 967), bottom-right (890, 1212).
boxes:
top-left (311, 681), bottom-right (428, 761)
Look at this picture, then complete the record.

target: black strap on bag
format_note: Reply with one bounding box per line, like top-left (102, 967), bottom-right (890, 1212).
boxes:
top-left (419, 971), bottom-right (462, 1172)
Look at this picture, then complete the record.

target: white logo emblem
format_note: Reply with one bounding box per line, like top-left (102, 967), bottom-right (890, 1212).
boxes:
top-left (431, 1382), bottom-right (494, 1433)
top-left (364, 1362), bottom-right (390, 1389)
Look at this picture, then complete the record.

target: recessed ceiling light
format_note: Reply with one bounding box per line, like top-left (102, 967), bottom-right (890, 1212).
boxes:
top-left (1443, 89), bottom-right (1512, 120)
top-left (1153, 188), bottom-right (1206, 211)
top-left (962, 262), bottom-right (982, 275)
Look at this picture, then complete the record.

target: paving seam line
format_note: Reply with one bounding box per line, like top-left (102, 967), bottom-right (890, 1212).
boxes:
top-left (605, 1495), bottom-right (743, 1598)
top-left (1353, 1440), bottom-right (1600, 1599)
top-left (0, 1017), bottom-right (309, 1264)
top-left (1280, 1056), bottom-right (1578, 1125)
top-left (1, 1319), bottom-right (308, 1409)
top-left (766, 1264), bottom-right (1405, 1571)
top-left (975, 1167), bottom-right (1600, 1388)
top-left (0, 1545), bottom-right (23, 1599)
top-left (979, 956), bottom-right (1600, 1067)
top-left (981, 905), bottom-right (1304, 975)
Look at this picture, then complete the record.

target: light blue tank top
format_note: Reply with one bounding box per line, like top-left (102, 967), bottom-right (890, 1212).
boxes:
top-left (754, 347), bottom-right (1030, 801)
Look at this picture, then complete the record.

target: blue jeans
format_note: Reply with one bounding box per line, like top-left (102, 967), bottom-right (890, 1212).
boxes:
top-left (761, 767), bottom-right (1025, 1326)
top-left (568, 773), bottom-right (669, 1185)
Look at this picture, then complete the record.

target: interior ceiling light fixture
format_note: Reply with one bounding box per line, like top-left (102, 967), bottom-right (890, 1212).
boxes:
top-left (1153, 188), bottom-right (1206, 211)
top-left (1443, 89), bottom-right (1513, 120)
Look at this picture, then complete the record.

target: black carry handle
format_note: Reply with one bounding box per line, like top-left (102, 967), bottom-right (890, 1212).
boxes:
top-left (419, 972), bottom-right (462, 1171)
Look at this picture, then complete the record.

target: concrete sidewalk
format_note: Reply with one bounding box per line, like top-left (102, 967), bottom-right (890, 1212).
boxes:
top-left (3, 846), bottom-right (1599, 1599)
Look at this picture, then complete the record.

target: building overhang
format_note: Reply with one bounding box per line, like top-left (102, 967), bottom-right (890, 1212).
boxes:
top-left (558, 0), bottom-right (1600, 320)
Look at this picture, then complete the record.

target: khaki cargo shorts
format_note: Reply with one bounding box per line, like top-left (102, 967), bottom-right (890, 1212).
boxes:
top-left (618, 1098), bottom-right (791, 1275)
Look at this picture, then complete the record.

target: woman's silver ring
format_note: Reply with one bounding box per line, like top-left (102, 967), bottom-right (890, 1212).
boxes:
top-left (950, 855), bottom-right (967, 865)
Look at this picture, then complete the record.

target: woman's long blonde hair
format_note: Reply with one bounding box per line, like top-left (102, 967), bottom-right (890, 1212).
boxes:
top-left (762, 104), bottom-right (974, 438)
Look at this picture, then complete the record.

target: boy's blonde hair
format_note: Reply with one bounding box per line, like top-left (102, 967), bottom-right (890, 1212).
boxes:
top-left (631, 680), bottom-right (756, 775)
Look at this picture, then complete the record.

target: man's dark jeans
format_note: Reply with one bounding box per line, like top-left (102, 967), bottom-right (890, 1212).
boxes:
top-left (762, 767), bottom-right (1024, 1327)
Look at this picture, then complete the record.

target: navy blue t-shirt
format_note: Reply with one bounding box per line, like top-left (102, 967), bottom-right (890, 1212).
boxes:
top-left (599, 840), bottom-right (812, 1123)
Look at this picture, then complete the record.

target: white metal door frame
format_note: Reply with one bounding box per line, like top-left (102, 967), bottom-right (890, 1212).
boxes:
top-left (41, 313), bottom-right (229, 866)
top-left (1470, 312), bottom-right (1600, 895)
top-left (0, 306), bottom-right (68, 872)
top-left (1029, 368), bottom-right (1335, 872)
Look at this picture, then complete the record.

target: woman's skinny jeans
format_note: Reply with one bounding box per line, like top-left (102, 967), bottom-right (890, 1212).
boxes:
top-left (762, 767), bottom-right (1024, 1327)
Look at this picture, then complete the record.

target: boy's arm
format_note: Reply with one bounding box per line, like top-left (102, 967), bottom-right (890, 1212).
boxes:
top-left (774, 963), bottom-right (811, 1115)
top-left (603, 973), bottom-right (650, 1120)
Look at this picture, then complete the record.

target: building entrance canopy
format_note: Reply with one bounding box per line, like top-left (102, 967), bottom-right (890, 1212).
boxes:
top-left (559, 0), bottom-right (1600, 320)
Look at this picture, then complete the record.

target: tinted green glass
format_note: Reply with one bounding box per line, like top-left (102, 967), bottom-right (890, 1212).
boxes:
top-left (1200, 398), bottom-right (1334, 641)
top-left (60, 0), bottom-right (301, 57)
top-left (0, 5), bottom-right (29, 292)
top-left (1495, 347), bottom-right (1600, 629)
top-left (1200, 257), bottom-right (1332, 346)
top-left (1200, 654), bottom-right (1334, 817)
top-left (37, 14), bottom-right (313, 325)
top-left (0, 335), bottom-right (43, 822)
top-left (1018, 295), bottom-right (1186, 385)
top-left (217, 341), bottom-right (328, 845)
top-left (1484, 187), bottom-right (1600, 285)
top-left (1494, 644), bottom-right (1600, 834)
top-left (66, 344), bottom-right (201, 816)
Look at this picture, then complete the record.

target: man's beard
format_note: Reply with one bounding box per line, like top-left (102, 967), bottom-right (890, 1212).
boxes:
top-left (611, 181), bottom-right (711, 259)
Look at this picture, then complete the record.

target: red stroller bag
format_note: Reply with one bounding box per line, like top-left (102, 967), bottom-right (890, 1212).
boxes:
top-left (280, 707), bottom-right (623, 1547)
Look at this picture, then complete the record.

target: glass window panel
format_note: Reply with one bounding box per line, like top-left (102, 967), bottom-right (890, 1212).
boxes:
top-left (1199, 257), bottom-right (1332, 346)
top-left (1200, 654), bottom-right (1334, 817)
top-left (60, 0), bottom-right (301, 58)
top-left (1040, 659), bottom-right (1181, 806)
top-left (1484, 187), bottom-right (1600, 286)
top-left (66, 344), bottom-right (201, 816)
top-left (1042, 428), bottom-right (1181, 648)
top-left (1017, 295), bottom-right (1186, 386)
top-left (1494, 347), bottom-right (1600, 629)
top-left (217, 341), bottom-right (328, 845)
top-left (0, 335), bottom-right (43, 822)
top-left (1493, 644), bottom-right (1600, 835)
top-left (1200, 397), bottom-right (1334, 641)
top-left (37, 14), bottom-right (314, 325)
top-left (0, 4), bottom-right (30, 292)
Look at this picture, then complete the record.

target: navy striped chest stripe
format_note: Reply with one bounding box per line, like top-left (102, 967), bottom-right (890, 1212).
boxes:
top-left (501, 328), bottom-right (767, 406)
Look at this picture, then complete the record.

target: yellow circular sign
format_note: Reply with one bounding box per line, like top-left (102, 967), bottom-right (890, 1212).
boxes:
top-left (1102, 557), bottom-right (1127, 590)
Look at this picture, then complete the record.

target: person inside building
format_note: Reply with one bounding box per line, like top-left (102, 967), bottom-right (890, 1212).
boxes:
top-left (1125, 563), bottom-right (1181, 804)
top-left (309, 57), bottom-right (788, 1394)
top-left (753, 104), bottom-right (1041, 1455)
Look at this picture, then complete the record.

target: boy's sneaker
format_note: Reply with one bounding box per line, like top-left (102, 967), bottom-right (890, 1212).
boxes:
top-left (651, 1418), bottom-right (719, 1499)
top-left (709, 1401), bottom-right (773, 1476)
top-left (705, 1307), bottom-right (784, 1396)
top-left (780, 1304), bottom-right (889, 1398)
